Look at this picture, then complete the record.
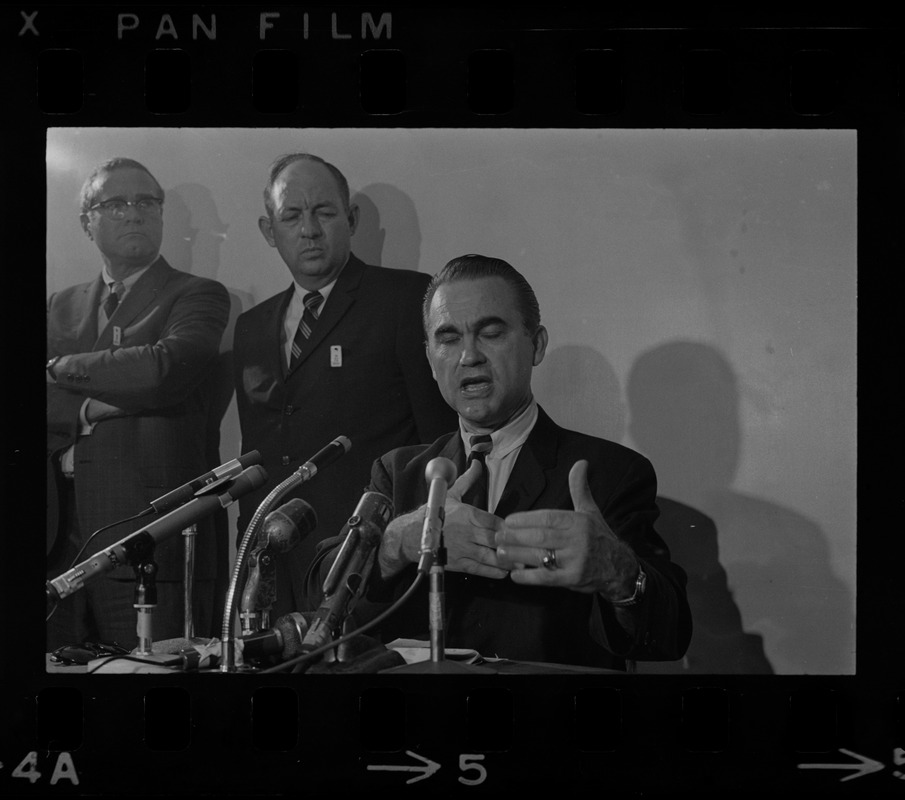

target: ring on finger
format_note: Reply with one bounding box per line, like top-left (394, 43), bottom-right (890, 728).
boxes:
top-left (541, 548), bottom-right (558, 570)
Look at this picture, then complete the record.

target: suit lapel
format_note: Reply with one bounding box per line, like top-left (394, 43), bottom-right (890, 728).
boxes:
top-left (493, 406), bottom-right (558, 517)
top-left (76, 277), bottom-right (104, 350)
top-left (94, 257), bottom-right (171, 350)
top-left (287, 255), bottom-right (366, 375)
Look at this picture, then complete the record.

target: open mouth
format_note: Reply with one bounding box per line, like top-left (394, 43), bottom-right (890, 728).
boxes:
top-left (460, 376), bottom-right (492, 396)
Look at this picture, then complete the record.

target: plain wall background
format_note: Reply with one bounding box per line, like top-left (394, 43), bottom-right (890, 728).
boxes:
top-left (46, 127), bottom-right (856, 674)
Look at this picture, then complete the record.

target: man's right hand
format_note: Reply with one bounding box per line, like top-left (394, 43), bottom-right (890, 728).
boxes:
top-left (376, 459), bottom-right (508, 580)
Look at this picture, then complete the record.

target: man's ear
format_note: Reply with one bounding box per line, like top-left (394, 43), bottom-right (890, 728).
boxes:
top-left (425, 342), bottom-right (438, 382)
top-left (80, 214), bottom-right (93, 240)
top-left (258, 215), bottom-right (276, 247)
top-left (532, 325), bottom-right (549, 367)
top-left (347, 203), bottom-right (360, 235)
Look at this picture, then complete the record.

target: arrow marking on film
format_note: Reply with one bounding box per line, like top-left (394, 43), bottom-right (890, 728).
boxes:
top-left (368, 750), bottom-right (441, 784)
top-left (798, 748), bottom-right (885, 782)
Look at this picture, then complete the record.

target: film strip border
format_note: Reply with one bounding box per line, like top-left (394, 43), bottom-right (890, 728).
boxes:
top-left (5, 8), bottom-right (904, 123)
top-left (4, 6), bottom-right (904, 796)
top-left (5, 677), bottom-right (904, 792)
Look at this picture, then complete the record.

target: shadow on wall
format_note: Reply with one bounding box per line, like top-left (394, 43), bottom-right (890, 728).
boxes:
top-left (162, 184), bottom-right (229, 282)
top-left (533, 345), bottom-right (627, 444)
top-left (626, 340), bottom-right (853, 675)
top-left (352, 184), bottom-right (422, 271)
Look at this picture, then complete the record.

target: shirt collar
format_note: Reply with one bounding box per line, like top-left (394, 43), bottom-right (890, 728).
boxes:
top-left (102, 257), bottom-right (156, 292)
top-left (460, 399), bottom-right (538, 460)
top-left (292, 276), bottom-right (339, 305)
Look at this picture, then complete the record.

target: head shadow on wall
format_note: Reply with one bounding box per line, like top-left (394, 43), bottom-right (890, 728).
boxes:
top-left (626, 340), bottom-right (852, 675)
top-left (351, 184), bottom-right (422, 271)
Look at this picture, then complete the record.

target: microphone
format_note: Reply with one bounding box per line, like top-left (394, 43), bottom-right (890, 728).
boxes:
top-left (47, 465), bottom-right (268, 602)
top-left (299, 491), bottom-right (394, 658)
top-left (417, 457), bottom-right (458, 573)
top-left (150, 451), bottom-right (262, 514)
top-left (240, 499), bottom-right (317, 634)
top-left (295, 436), bottom-right (351, 483)
top-left (239, 611), bottom-right (311, 663)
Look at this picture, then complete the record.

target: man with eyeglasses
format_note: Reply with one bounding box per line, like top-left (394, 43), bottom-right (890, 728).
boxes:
top-left (46, 157), bottom-right (231, 653)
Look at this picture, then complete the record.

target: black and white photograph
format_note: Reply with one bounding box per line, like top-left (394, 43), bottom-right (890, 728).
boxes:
top-left (45, 126), bottom-right (857, 677)
top-left (4, 7), bottom-right (900, 796)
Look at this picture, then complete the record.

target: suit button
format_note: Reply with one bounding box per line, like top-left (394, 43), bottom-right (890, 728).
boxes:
top-left (281, 456), bottom-right (290, 466)
top-left (284, 405), bottom-right (294, 415)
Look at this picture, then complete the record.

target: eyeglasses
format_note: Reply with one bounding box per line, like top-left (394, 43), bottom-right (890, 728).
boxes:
top-left (87, 197), bottom-right (164, 220)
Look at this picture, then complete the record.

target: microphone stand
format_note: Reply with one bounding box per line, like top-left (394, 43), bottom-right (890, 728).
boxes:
top-left (384, 538), bottom-right (494, 675)
top-left (220, 465), bottom-right (313, 672)
top-left (182, 523), bottom-right (197, 640)
top-left (125, 543), bottom-right (184, 667)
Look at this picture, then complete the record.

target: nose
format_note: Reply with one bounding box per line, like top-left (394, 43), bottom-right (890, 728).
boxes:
top-left (299, 211), bottom-right (323, 238)
top-left (458, 336), bottom-right (485, 366)
top-left (122, 201), bottom-right (145, 222)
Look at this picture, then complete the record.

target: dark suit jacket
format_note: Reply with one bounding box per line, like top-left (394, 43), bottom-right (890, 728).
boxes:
top-left (305, 406), bottom-right (692, 669)
top-left (233, 254), bottom-right (457, 616)
top-left (46, 256), bottom-right (231, 582)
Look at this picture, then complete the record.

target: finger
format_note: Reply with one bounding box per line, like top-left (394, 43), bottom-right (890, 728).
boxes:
top-left (508, 565), bottom-right (561, 587)
top-left (495, 523), bottom-right (572, 549)
top-left (502, 508), bottom-right (576, 530)
top-left (569, 459), bottom-right (598, 514)
top-left (447, 458), bottom-right (482, 501)
top-left (458, 562), bottom-right (510, 580)
top-left (496, 543), bottom-right (555, 570)
top-left (467, 506), bottom-right (503, 530)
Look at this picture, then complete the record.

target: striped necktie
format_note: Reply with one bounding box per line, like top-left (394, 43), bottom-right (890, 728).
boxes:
top-left (290, 290), bottom-right (324, 367)
top-left (464, 434), bottom-right (493, 510)
top-left (103, 281), bottom-right (123, 320)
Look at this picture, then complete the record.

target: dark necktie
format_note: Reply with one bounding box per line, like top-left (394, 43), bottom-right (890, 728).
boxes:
top-left (103, 281), bottom-right (123, 320)
top-left (290, 290), bottom-right (324, 367)
top-left (464, 434), bottom-right (493, 510)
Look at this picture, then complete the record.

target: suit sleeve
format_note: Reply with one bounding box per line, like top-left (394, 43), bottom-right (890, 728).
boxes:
top-left (588, 454), bottom-right (693, 662)
top-left (395, 279), bottom-right (458, 441)
top-left (50, 278), bottom-right (230, 412)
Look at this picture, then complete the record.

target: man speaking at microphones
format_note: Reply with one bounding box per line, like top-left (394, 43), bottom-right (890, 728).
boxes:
top-left (305, 255), bottom-right (692, 670)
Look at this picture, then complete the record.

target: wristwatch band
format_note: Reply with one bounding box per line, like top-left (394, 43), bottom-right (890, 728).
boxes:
top-left (610, 565), bottom-right (647, 608)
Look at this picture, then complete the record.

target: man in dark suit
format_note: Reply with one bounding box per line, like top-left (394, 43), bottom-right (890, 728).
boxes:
top-left (46, 157), bottom-right (231, 652)
top-left (305, 255), bottom-right (692, 669)
top-left (233, 153), bottom-right (456, 621)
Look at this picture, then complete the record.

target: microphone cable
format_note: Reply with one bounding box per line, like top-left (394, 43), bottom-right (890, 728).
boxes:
top-left (257, 570), bottom-right (426, 674)
top-left (46, 507), bottom-right (154, 623)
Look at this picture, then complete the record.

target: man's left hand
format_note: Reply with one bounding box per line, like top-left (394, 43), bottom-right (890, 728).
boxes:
top-left (495, 460), bottom-right (640, 601)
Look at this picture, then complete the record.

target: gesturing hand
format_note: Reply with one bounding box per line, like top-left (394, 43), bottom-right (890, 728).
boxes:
top-left (495, 460), bottom-right (640, 599)
top-left (377, 458), bottom-right (507, 581)
top-left (439, 458), bottom-right (508, 579)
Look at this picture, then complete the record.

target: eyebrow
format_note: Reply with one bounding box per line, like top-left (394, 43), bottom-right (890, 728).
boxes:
top-left (98, 192), bottom-right (161, 202)
top-left (279, 199), bottom-right (339, 212)
top-left (432, 315), bottom-right (510, 338)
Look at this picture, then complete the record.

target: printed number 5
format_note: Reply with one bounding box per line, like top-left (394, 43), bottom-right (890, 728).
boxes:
top-left (458, 754), bottom-right (487, 786)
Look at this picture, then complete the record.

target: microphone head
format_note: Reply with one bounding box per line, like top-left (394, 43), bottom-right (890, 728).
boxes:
top-left (238, 450), bottom-right (263, 468)
top-left (274, 612), bottom-right (311, 660)
top-left (334, 435), bottom-right (352, 454)
top-left (262, 498), bottom-right (317, 552)
top-left (425, 457), bottom-right (457, 487)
